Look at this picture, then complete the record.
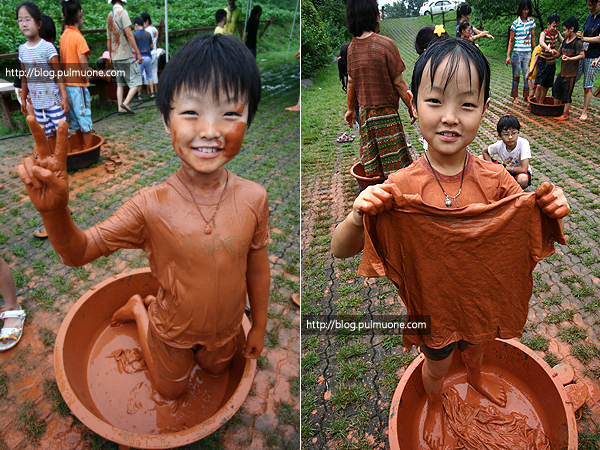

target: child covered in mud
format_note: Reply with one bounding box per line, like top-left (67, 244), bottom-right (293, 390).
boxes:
top-left (331, 38), bottom-right (569, 450)
top-left (17, 34), bottom-right (269, 400)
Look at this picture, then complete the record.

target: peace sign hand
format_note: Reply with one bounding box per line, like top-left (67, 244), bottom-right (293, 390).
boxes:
top-left (17, 116), bottom-right (70, 213)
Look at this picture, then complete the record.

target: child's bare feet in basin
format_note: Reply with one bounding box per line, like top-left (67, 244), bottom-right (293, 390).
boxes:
top-left (111, 294), bottom-right (146, 326)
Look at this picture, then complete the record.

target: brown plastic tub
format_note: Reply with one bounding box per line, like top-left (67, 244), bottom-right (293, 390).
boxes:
top-left (34, 133), bottom-right (105, 172)
top-left (389, 339), bottom-right (577, 450)
top-left (54, 268), bottom-right (257, 449)
top-left (350, 162), bottom-right (385, 190)
top-left (528, 97), bottom-right (565, 117)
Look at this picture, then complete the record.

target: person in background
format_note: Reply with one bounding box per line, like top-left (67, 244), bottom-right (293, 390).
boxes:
top-left (215, 9), bottom-right (227, 34)
top-left (505, 0), bottom-right (536, 104)
top-left (224, 0), bottom-right (243, 39)
top-left (576, 0), bottom-right (600, 120)
top-left (133, 16), bottom-right (153, 100)
top-left (140, 12), bottom-right (160, 97)
top-left (456, 3), bottom-right (494, 41)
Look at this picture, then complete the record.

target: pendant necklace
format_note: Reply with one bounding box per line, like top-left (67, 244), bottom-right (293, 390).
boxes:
top-left (424, 151), bottom-right (468, 208)
top-left (177, 170), bottom-right (229, 234)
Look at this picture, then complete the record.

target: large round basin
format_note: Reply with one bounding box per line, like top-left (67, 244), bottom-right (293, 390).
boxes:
top-left (350, 162), bottom-right (385, 190)
top-left (34, 133), bottom-right (105, 172)
top-left (528, 97), bottom-right (565, 117)
top-left (389, 339), bottom-right (577, 450)
top-left (54, 268), bottom-right (257, 449)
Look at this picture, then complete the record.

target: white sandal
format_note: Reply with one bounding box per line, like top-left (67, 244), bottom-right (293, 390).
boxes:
top-left (0, 310), bottom-right (26, 352)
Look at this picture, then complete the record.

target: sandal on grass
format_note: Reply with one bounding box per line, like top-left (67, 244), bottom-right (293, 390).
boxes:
top-left (110, 155), bottom-right (122, 165)
top-left (336, 132), bottom-right (355, 143)
top-left (105, 160), bottom-right (116, 173)
top-left (0, 310), bottom-right (26, 352)
top-left (33, 224), bottom-right (48, 239)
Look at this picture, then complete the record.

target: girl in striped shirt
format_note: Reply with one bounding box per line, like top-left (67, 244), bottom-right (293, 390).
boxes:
top-left (17, 2), bottom-right (68, 149)
top-left (506, 0), bottom-right (536, 104)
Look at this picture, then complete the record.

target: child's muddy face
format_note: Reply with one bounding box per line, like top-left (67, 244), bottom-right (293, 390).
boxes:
top-left (411, 57), bottom-right (488, 159)
top-left (164, 90), bottom-right (248, 176)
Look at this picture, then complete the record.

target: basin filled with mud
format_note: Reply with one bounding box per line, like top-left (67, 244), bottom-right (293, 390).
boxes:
top-left (528, 97), bottom-right (565, 117)
top-left (54, 268), bottom-right (257, 449)
top-left (350, 162), bottom-right (385, 190)
top-left (34, 133), bottom-right (105, 172)
top-left (389, 339), bottom-right (577, 450)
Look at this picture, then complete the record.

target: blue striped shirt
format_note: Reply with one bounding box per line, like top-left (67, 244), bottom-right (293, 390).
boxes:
top-left (18, 39), bottom-right (61, 110)
top-left (511, 17), bottom-right (536, 52)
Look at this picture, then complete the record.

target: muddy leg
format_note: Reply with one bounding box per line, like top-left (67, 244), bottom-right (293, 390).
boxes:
top-left (82, 130), bottom-right (93, 150)
top-left (0, 258), bottom-right (20, 330)
top-left (195, 329), bottom-right (242, 376)
top-left (111, 294), bottom-right (191, 399)
top-left (462, 343), bottom-right (506, 406)
top-left (422, 353), bottom-right (453, 450)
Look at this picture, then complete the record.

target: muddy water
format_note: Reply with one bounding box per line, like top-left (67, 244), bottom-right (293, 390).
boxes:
top-left (86, 322), bottom-right (229, 435)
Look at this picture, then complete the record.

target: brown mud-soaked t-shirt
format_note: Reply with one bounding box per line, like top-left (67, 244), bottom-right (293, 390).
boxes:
top-left (88, 171), bottom-right (270, 351)
top-left (347, 33), bottom-right (405, 108)
top-left (359, 154), bottom-right (566, 349)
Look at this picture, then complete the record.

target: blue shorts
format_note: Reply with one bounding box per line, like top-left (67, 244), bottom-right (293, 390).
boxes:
top-left (34, 104), bottom-right (67, 138)
top-left (66, 86), bottom-right (92, 133)
top-left (138, 56), bottom-right (152, 85)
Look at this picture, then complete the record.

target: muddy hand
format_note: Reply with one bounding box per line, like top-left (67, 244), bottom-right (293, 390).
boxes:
top-left (351, 183), bottom-right (395, 226)
top-left (535, 181), bottom-right (569, 219)
top-left (243, 326), bottom-right (264, 358)
top-left (17, 116), bottom-right (70, 213)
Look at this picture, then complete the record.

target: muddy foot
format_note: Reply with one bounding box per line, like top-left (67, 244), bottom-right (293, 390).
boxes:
top-left (579, 113), bottom-right (588, 121)
top-left (469, 374), bottom-right (507, 407)
top-left (143, 295), bottom-right (156, 308)
top-left (513, 97), bottom-right (519, 105)
top-left (111, 294), bottom-right (144, 326)
top-left (556, 114), bottom-right (569, 121)
top-left (423, 399), bottom-right (445, 450)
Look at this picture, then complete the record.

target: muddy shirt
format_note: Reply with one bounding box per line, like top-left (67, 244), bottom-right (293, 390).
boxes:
top-left (347, 33), bottom-right (405, 108)
top-left (88, 171), bottom-right (270, 350)
top-left (560, 37), bottom-right (584, 77)
top-left (107, 4), bottom-right (134, 61)
top-left (359, 154), bottom-right (565, 349)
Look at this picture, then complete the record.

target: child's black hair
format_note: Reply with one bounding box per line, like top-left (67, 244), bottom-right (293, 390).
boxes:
top-left (457, 3), bottom-right (471, 20)
top-left (140, 12), bottom-right (152, 25)
top-left (547, 13), bottom-right (560, 25)
top-left (410, 37), bottom-right (491, 105)
top-left (415, 25), bottom-right (450, 55)
top-left (215, 9), bottom-right (226, 24)
top-left (62, 0), bottom-right (82, 26)
top-left (496, 115), bottom-right (520, 134)
top-left (97, 57), bottom-right (106, 70)
top-left (516, 0), bottom-right (532, 18)
top-left (40, 14), bottom-right (56, 42)
top-left (338, 42), bottom-right (349, 91)
top-left (156, 34), bottom-right (261, 128)
top-left (133, 16), bottom-right (144, 27)
top-left (457, 22), bottom-right (471, 37)
top-left (563, 16), bottom-right (578, 32)
top-left (249, 5), bottom-right (262, 23)
top-left (16, 2), bottom-right (41, 23)
top-left (346, 0), bottom-right (379, 37)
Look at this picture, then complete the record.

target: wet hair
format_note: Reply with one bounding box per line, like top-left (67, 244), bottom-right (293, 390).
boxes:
top-left (457, 22), bottom-right (471, 37)
top-left (457, 3), bottom-right (471, 20)
top-left (547, 13), bottom-right (560, 25)
top-left (156, 34), bottom-right (261, 128)
top-left (338, 42), bottom-right (349, 91)
top-left (140, 12), bottom-right (152, 25)
top-left (517, 0), bottom-right (532, 17)
top-left (410, 37), bottom-right (491, 105)
top-left (62, 0), bottom-right (82, 26)
top-left (40, 14), bottom-right (56, 42)
top-left (346, 0), bottom-right (379, 37)
top-left (97, 57), bottom-right (107, 70)
top-left (16, 2), bottom-right (42, 23)
top-left (249, 5), bottom-right (262, 23)
top-left (215, 9), bottom-right (226, 24)
top-left (563, 15), bottom-right (578, 32)
top-left (497, 115), bottom-right (520, 134)
top-left (415, 25), bottom-right (450, 55)
top-left (133, 16), bottom-right (144, 27)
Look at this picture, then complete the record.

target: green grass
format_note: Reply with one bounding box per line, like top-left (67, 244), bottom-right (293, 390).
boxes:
top-left (43, 379), bottom-right (70, 416)
top-left (17, 401), bottom-right (46, 443)
top-left (331, 384), bottom-right (370, 410)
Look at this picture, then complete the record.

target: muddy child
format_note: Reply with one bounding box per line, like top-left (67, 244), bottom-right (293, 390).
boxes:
top-left (18, 34), bottom-right (270, 400)
top-left (331, 38), bottom-right (569, 450)
top-left (535, 13), bottom-right (563, 104)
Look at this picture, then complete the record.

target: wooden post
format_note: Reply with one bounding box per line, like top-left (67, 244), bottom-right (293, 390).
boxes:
top-left (157, 18), bottom-right (164, 49)
top-left (442, 11), bottom-right (445, 28)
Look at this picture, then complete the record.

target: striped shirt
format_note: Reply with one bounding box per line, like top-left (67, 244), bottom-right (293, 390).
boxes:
top-left (511, 17), bottom-right (536, 52)
top-left (540, 29), bottom-right (560, 63)
top-left (18, 39), bottom-right (61, 110)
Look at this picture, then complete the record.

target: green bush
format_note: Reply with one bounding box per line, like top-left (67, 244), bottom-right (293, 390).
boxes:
top-left (301, 0), bottom-right (331, 78)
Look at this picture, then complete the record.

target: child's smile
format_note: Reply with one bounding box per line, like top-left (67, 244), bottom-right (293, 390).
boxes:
top-left (164, 90), bottom-right (248, 179)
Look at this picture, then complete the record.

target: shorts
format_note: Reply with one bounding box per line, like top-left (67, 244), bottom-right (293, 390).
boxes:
top-left (535, 58), bottom-right (556, 88)
top-left (582, 57), bottom-right (600, 89)
top-left (492, 159), bottom-right (532, 186)
top-left (112, 58), bottom-right (142, 88)
top-left (34, 104), bottom-right (67, 137)
top-left (552, 75), bottom-right (576, 104)
top-left (66, 86), bottom-right (92, 132)
top-left (146, 321), bottom-right (243, 384)
top-left (138, 56), bottom-right (152, 85)
top-left (420, 340), bottom-right (472, 361)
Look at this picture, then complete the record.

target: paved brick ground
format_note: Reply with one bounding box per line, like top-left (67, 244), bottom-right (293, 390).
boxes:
top-left (0, 62), bottom-right (299, 449)
top-left (301, 16), bottom-right (600, 450)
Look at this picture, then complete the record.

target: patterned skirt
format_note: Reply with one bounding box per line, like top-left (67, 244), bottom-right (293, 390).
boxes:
top-left (358, 106), bottom-right (412, 178)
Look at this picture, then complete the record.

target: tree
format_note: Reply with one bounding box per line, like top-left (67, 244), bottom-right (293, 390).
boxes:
top-left (406, 0), bottom-right (426, 17)
top-left (386, 1), bottom-right (409, 19)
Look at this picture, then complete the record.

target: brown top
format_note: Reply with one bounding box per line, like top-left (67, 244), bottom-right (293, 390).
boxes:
top-left (87, 171), bottom-right (270, 350)
top-left (359, 155), bottom-right (565, 349)
top-left (106, 4), bottom-right (134, 61)
top-left (59, 26), bottom-right (90, 87)
top-left (347, 33), bottom-right (405, 108)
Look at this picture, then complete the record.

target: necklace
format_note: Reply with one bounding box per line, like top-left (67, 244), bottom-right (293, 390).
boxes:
top-left (177, 170), bottom-right (229, 234)
top-left (424, 151), bottom-right (468, 208)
